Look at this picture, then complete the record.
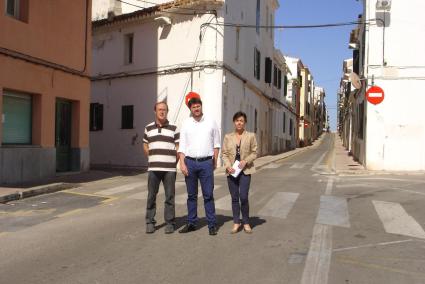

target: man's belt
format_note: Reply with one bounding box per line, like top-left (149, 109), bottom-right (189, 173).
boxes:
top-left (185, 156), bottom-right (212, 162)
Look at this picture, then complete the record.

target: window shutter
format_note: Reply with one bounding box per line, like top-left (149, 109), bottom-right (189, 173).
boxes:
top-left (265, 57), bottom-right (272, 84)
top-left (2, 92), bottom-right (32, 144)
top-left (97, 104), bottom-right (104, 130)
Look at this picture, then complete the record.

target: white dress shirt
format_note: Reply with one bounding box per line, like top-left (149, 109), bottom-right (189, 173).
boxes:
top-left (178, 115), bottom-right (221, 158)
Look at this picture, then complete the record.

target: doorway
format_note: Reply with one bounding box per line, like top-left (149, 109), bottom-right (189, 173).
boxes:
top-left (55, 99), bottom-right (72, 172)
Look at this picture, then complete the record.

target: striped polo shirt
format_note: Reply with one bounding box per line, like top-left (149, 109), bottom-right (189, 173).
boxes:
top-left (143, 120), bottom-right (179, 172)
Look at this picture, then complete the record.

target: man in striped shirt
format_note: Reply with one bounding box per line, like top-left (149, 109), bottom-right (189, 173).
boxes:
top-left (143, 102), bottom-right (179, 234)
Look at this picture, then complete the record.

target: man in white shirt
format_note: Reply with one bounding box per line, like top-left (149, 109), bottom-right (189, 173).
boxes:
top-left (178, 92), bottom-right (221, 235)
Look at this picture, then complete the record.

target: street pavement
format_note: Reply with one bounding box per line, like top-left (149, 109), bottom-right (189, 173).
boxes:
top-left (1, 133), bottom-right (425, 284)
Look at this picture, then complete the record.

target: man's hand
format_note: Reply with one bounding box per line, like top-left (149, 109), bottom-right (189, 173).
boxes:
top-left (238, 160), bottom-right (247, 169)
top-left (180, 162), bottom-right (189, 176)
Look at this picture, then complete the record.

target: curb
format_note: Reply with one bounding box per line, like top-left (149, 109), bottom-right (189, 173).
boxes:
top-left (0, 183), bottom-right (80, 204)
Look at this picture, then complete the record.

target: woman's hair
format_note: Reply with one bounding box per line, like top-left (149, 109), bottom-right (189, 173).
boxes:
top-left (233, 111), bottom-right (247, 122)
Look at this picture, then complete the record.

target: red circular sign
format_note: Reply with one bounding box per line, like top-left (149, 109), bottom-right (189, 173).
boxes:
top-left (366, 86), bottom-right (385, 105)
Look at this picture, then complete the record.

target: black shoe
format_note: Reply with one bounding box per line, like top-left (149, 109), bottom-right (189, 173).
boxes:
top-left (209, 226), bottom-right (218, 236)
top-left (178, 224), bottom-right (197, 233)
top-left (164, 224), bottom-right (175, 234)
top-left (146, 223), bottom-right (155, 234)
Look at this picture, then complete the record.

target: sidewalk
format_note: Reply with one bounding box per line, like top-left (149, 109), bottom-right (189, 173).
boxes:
top-left (330, 134), bottom-right (367, 175)
top-left (1, 133), bottom-right (357, 203)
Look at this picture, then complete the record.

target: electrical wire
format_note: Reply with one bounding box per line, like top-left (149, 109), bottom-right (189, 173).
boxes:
top-left (134, 0), bottom-right (211, 11)
top-left (116, 0), bottom-right (215, 15)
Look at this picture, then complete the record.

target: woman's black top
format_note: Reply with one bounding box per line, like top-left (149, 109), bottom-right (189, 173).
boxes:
top-left (235, 140), bottom-right (241, 161)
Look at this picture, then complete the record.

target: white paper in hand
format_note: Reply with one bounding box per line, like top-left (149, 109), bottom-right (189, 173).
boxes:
top-left (231, 160), bottom-right (242, 178)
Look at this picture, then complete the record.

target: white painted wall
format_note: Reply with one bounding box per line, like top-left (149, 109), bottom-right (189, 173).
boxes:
top-left (91, 0), bottom-right (284, 167)
top-left (363, 0), bottom-right (425, 170)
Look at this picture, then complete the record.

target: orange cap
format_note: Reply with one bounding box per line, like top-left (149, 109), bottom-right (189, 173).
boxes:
top-left (185, 91), bottom-right (201, 107)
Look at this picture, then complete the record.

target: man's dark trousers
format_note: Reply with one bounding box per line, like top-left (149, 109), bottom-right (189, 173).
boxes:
top-left (185, 158), bottom-right (216, 229)
top-left (146, 171), bottom-right (176, 225)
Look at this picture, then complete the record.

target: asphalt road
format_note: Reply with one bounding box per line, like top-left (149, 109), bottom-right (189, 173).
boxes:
top-left (1, 134), bottom-right (425, 284)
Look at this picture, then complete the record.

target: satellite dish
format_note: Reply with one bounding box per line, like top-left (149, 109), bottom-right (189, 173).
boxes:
top-left (349, 72), bottom-right (362, 89)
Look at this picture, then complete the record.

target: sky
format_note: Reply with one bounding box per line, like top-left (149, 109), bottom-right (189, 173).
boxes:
top-left (275, 0), bottom-right (363, 130)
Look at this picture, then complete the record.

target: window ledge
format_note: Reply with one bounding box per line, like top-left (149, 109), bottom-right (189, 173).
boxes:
top-left (1, 144), bottom-right (40, 148)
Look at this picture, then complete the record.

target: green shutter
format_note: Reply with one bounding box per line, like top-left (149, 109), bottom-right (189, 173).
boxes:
top-left (2, 91), bottom-right (32, 144)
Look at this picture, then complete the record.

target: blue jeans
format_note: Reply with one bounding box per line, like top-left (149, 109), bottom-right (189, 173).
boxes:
top-left (184, 158), bottom-right (216, 228)
top-left (227, 173), bottom-right (251, 224)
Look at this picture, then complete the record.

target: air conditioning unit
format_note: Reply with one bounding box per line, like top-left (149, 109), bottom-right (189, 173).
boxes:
top-left (376, 0), bottom-right (391, 11)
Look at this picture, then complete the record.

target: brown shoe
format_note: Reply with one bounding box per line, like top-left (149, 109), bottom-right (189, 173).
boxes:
top-left (243, 224), bottom-right (252, 234)
top-left (231, 223), bottom-right (241, 234)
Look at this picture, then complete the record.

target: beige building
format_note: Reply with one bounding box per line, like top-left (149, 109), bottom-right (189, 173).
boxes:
top-left (298, 67), bottom-right (313, 146)
top-left (0, 0), bottom-right (91, 184)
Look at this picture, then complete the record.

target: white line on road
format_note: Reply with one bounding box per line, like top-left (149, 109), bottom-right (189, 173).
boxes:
top-left (311, 153), bottom-right (326, 171)
top-left (325, 178), bottom-right (334, 195)
top-left (127, 191), bottom-right (149, 200)
top-left (316, 196), bottom-right (350, 228)
top-left (261, 162), bottom-right (281, 169)
top-left (258, 192), bottom-right (299, 219)
top-left (95, 182), bottom-right (146, 196)
top-left (390, 187), bottom-right (425, 196)
top-left (215, 194), bottom-right (232, 210)
top-left (373, 200), bottom-right (425, 239)
top-left (333, 239), bottom-right (414, 252)
top-left (290, 163), bottom-right (306, 169)
top-left (300, 224), bottom-right (333, 284)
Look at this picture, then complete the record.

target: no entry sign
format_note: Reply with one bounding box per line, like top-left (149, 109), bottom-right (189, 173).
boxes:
top-left (366, 86), bottom-right (385, 105)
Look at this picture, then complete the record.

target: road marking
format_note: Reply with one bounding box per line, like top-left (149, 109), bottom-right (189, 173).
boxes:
top-left (258, 192), bottom-right (299, 219)
top-left (95, 182), bottom-right (146, 196)
top-left (325, 178), bottom-right (334, 195)
top-left (316, 196), bottom-right (350, 228)
top-left (333, 239), bottom-right (413, 252)
top-left (390, 187), bottom-right (425, 196)
top-left (56, 208), bottom-right (86, 218)
top-left (290, 163), bottom-right (306, 169)
top-left (373, 200), bottom-right (425, 239)
top-left (311, 153), bottom-right (326, 171)
top-left (336, 256), bottom-right (425, 278)
top-left (127, 191), bottom-right (149, 200)
top-left (301, 224), bottom-right (333, 284)
top-left (262, 162), bottom-right (280, 169)
top-left (336, 183), bottom-right (377, 189)
top-left (215, 193), bottom-right (231, 211)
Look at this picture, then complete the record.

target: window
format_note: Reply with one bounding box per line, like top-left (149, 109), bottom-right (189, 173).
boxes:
top-left (2, 91), bottom-right (32, 144)
top-left (256, 0), bottom-right (260, 34)
top-left (358, 101), bottom-right (364, 139)
top-left (254, 48), bottom-right (261, 80)
top-left (298, 71), bottom-right (302, 87)
top-left (289, 119), bottom-right (293, 136)
top-left (265, 57), bottom-right (272, 84)
top-left (124, 33), bottom-right (134, 64)
top-left (90, 103), bottom-right (103, 131)
top-left (235, 27), bottom-right (240, 62)
top-left (5, 0), bottom-right (28, 22)
top-left (283, 74), bottom-right (287, 95)
top-left (121, 105), bottom-right (133, 129)
top-left (283, 112), bottom-right (286, 133)
top-left (273, 65), bottom-right (278, 87)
